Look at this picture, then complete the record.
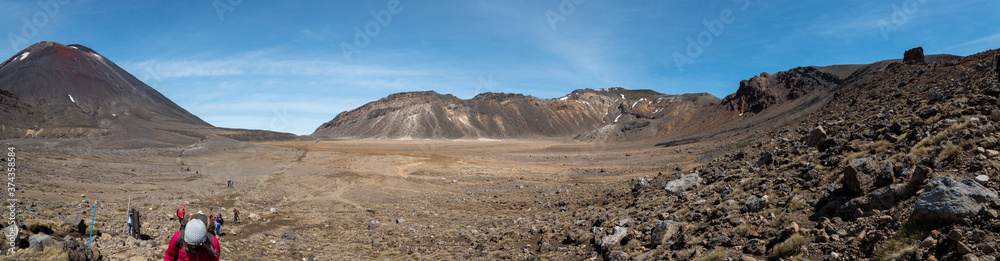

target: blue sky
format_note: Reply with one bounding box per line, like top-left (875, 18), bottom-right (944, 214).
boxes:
top-left (1, 0), bottom-right (998, 135)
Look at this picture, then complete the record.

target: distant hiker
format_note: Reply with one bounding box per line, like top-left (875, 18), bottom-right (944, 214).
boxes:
top-left (177, 206), bottom-right (186, 230)
top-left (232, 208), bottom-right (239, 224)
top-left (227, 180), bottom-right (231, 187)
top-left (127, 209), bottom-right (133, 236)
top-left (207, 209), bottom-right (216, 236)
top-left (214, 215), bottom-right (223, 236)
top-left (164, 215), bottom-right (220, 261)
top-left (995, 54), bottom-right (999, 83)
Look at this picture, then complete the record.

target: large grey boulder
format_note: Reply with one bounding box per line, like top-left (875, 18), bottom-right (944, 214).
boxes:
top-left (911, 175), bottom-right (999, 224)
top-left (598, 226), bottom-right (628, 250)
top-left (650, 220), bottom-right (681, 246)
top-left (28, 234), bottom-right (54, 250)
top-left (664, 173), bottom-right (702, 194)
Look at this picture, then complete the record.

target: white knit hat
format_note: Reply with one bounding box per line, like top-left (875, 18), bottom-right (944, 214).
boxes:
top-left (184, 219), bottom-right (207, 245)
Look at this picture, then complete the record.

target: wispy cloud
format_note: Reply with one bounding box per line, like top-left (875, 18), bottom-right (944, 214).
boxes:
top-left (124, 58), bottom-right (433, 80)
top-left (945, 32), bottom-right (1000, 54)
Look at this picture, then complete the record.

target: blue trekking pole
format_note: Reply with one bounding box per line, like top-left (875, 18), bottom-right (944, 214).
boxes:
top-left (88, 198), bottom-right (97, 249)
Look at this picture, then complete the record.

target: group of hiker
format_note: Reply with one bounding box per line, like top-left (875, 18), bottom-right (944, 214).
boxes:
top-left (162, 205), bottom-right (241, 260)
top-left (995, 54), bottom-right (999, 83)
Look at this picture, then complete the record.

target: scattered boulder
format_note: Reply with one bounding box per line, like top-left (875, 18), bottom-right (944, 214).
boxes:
top-left (269, 207), bottom-right (278, 214)
top-left (60, 239), bottom-right (93, 261)
top-left (756, 152), bottom-right (774, 166)
top-left (804, 126), bottom-right (828, 147)
top-left (664, 173), bottom-right (702, 194)
top-left (368, 220), bottom-right (380, 229)
top-left (919, 107), bottom-right (940, 118)
top-left (732, 150), bottom-right (746, 161)
top-left (841, 158), bottom-right (877, 195)
top-left (247, 213), bottom-right (261, 221)
top-left (875, 162), bottom-right (895, 188)
top-left (27, 234), bottom-right (54, 250)
top-left (607, 251), bottom-right (630, 261)
top-left (904, 165), bottom-right (932, 195)
top-left (282, 230), bottom-right (301, 240)
top-left (742, 195), bottom-right (768, 213)
top-left (62, 216), bottom-right (86, 234)
top-left (633, 177), bottom-right (649, 192)
top-left (911, 175), bottom-right (999, 224)
top-left (744, 238), bottom-right (766, 255)
top-left (976, 175), bottom-right (989, 185)
top-left (818, 138), bottom-right (839, 152)
top-left (598, 226), bottom-right (628, 250)
top-left (650, 220), bottom-right (681, 246)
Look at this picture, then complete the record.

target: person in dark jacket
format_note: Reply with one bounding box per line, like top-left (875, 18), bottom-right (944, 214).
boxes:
top-left (214, 215), bottom-right (223, 236)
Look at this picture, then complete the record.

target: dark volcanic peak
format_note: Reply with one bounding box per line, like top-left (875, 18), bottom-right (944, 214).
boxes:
top-left (0, 41), bottom-right (279, 148)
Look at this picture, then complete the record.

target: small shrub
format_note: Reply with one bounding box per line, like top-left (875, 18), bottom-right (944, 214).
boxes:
top-left (0, 245), bottom-right (67, 261)
top-left (788, 200), bottom-right (806, 210)
top-left (873, 222), bottom-right (931, 261)
top-left (734, 224), bottom-right (752, 237)
top-left (772, 234), bottom-right (806, 258)
top-left (693, 247), bottom-right (729, 261)
top-left (935, 143), bottom-right (961, 164)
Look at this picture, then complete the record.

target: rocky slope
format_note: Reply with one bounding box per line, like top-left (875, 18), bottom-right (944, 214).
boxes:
top-left (315, 54), bottom-right (957, 143)
top-left (539, 48), bottom-right (1000, 260)
top-left (0, 41), bottom-right (296, 148)
top-left (312, 88), bottom-right (721, 140)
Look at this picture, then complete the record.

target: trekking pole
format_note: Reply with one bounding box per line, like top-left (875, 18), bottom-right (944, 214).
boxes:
top-left (88, 198), bottom-right (97, 249)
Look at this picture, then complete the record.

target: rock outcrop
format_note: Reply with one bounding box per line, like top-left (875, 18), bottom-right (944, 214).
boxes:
top-left (720, 67), bottom-right (841, 114)
top-left (904, 47), bottom-right (926, 64)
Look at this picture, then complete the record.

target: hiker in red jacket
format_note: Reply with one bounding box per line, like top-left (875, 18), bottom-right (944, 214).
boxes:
top-left (176, 206), bottom-right (186, 230)
top-left (165, 216), bottom-right (220, 261)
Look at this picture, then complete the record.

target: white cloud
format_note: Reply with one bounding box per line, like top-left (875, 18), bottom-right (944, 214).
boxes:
top-left (945, 32), bottom-right (1000, 54)
top-left (123, 58), bottom-right (432, 80)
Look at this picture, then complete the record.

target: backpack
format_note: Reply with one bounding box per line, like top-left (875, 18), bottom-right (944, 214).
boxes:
top-left (174, 214), bottom-right (217, 251)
